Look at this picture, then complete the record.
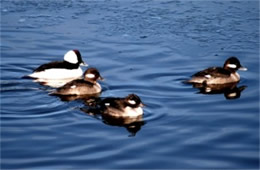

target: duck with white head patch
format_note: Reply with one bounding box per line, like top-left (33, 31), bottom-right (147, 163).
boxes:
top-left (28, 50), bottom-right (87, 80)
top-left (100, 94), bottom-right (145, 118)
top-left (52, 68), bottom-right (103, 96)
top-left (186, 57), bottom-right (247, 85)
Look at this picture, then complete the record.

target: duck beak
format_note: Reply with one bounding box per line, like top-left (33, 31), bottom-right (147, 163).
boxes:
top-left (239, 66), bottom-right (247, 71)
top-left (140, 102), bottom-right (146, 107)
top-left (80, 62), bottom-right (88, 66)
top-left (99, 76), bottom-right (104, 81)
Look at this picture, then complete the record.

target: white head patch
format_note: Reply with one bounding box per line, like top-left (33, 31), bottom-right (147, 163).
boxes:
top-left (86, 73), bottom-right (95, 79)
top-left (105, 103), bottom-right (110, 106)
top-left (64, 50), bottom-right (78, 64)
top-left (227, 64), bottom-right (237, 69)
top-left (128, 100), bottom-right (136, 105)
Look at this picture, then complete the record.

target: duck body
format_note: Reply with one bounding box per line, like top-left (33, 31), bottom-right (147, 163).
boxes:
top-left (188, 67), bottom-right (240, 84)
top-left (29, 61), bottom-right (84, 80)
top-left (187, 57), bottom-right (247, 85)
top-left (52, 68), bottom-right (103, 96)
top-left (28, 50), bottom-right (86, 80)
top-left (53, 79), bottom-right (101, 96)
top-left (100, 94), bottom-right (144, 118)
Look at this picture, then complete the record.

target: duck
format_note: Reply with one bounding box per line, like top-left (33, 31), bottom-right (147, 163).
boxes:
top-left (187, 57), bottom-right (247, 84)
top-left (28, 50), bottom-right (87, 80)
top-left (52, 68), bottom-right (103, 96)
top-left (100, 94), bottom-right (145, 117)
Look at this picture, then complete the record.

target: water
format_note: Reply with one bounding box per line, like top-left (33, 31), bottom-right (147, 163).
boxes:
top-left (1, 0), bottom-right (259, 169)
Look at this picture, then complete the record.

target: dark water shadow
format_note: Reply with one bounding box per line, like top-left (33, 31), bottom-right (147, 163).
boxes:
top-left (189, 82), bottom-right (247, 100)
top-left (80, 106), bottom-right (145, 137)
top-left (50, 93), bottom-right (102, 106)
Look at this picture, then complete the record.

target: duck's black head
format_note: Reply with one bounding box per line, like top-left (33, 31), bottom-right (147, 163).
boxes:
top-left (223, 57), bottom-right (247, 72)
top-left (125, 94), bottom-right (144, 108)
top-left (83, 68), bottom-right (104, 83)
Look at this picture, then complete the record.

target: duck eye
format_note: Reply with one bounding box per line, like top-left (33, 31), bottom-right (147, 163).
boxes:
top-left (128, 100), bottom-right (136, 105)
top-left (86, 73), bottom-right (95, 78)
top-left (227, 64), bottom-right (237, 69)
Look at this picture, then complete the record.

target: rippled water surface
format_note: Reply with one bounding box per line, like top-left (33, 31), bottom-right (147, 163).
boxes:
top-left (1, 0), bottom-right (259, 169)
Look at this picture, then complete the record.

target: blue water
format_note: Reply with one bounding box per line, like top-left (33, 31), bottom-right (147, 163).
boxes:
top-left (1, 0), bottom-right (259, 169)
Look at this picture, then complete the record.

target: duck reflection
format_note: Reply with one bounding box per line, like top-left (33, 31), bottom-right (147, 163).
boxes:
top-left (81, 107), bottom-right (145, 137)
top-left (192, 82), bottom-right (247, 100)
top-left (103, 115), bottom-right (145, 137)
top-left (51, 93), bottom-right (101, 107)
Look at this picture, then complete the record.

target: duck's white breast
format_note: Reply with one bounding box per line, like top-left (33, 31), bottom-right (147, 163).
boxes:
top-left (124, 106), bottom-right (143, 117)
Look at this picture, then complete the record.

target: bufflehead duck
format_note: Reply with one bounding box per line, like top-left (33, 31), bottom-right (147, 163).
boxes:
top-left (52, 68), bottom-right (103, 96)
top-left (100, 94), bottom-right (145, 118)
top-left (28, 50), bottom-right (87, 79)
top-left (80, 105), bottom-right (145, 137)
top-left (187, 57), bottom-right (247, 84)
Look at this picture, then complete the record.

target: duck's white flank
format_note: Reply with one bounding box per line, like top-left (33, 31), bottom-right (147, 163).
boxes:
top-left (29, 67), bottom-right (83, 79)
top-left (124, 106), bottom-right (143, 117)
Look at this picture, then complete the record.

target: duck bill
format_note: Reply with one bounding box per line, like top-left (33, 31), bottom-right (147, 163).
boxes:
top-left (80, 62), bottom-right (88, 66)
top-left (99, 76), bottom-right (104, 81)
top-left (239, 66), bottom-right (247, 71)
top-left (140, 103), bottom-right (146, 107)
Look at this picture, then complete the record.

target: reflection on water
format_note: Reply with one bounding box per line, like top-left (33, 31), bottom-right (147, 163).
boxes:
top-left (53, 92), bottom-right (146, 136)
top-left (51, 92), bottom-right (101, 105)
top-left (190, 82), bottom-right (247, 100)
top-left (81, 106), bottom-right (145, 137)
top-left (102, 115), bottom-right (145, 137)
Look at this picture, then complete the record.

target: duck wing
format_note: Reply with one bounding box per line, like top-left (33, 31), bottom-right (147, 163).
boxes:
top-left (101, 97), bottom-right (125, 110)
top-left (192, 67), bottom-right (231, 78)
top-left (54, 79), bottom-right (93, 95)
top-left (34, 61), bottom-right (78, 72)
